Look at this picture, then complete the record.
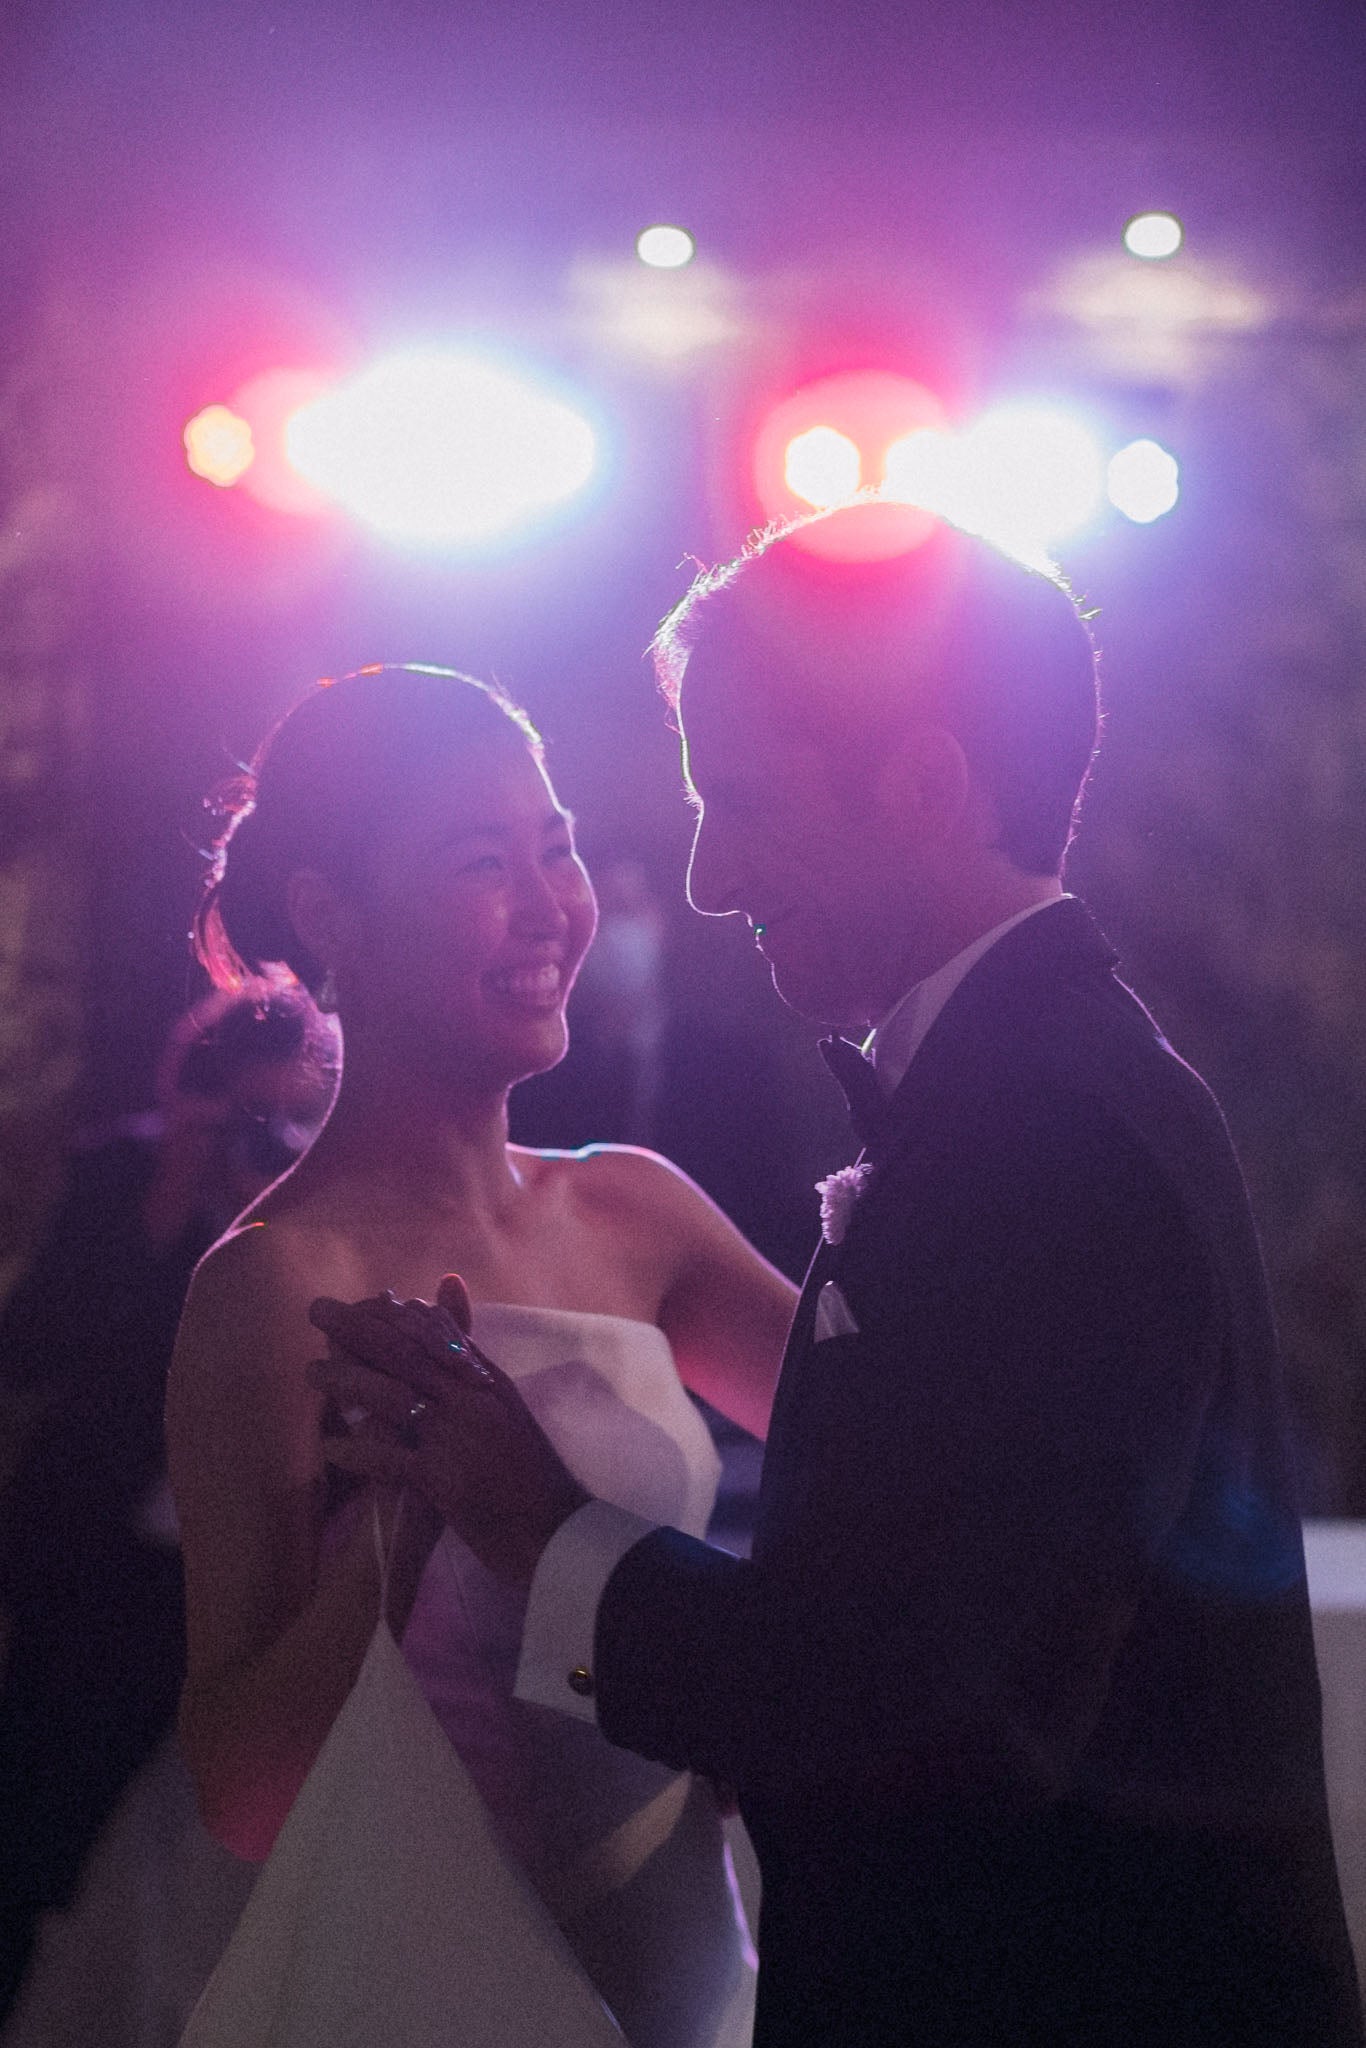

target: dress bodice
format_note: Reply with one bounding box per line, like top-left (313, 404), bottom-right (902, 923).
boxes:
top-left (399, 1304), bottom-right (748, 2048)
top-left (468, 1302), bottom-right (721, 1535)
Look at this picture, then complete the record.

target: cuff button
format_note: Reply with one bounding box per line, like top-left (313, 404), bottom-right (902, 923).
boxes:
top-left (567, 1665), bottom-right (595, 1698)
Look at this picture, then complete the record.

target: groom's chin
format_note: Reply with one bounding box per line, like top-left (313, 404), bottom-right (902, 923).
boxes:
top-left (764, 956), bottom-right (852, 1031)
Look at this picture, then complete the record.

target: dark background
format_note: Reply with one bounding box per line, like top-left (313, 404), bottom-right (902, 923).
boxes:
top-left (2, 0), bottom-right (1365, 1502)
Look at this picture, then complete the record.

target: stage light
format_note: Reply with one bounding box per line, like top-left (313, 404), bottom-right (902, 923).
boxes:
top-left (784, 426), bottom-right (862, 508)
top-left (1107, 438), bottom-right (1180, 523)
top-left (636, 225), bottom-right (696, 269)
top-left (753, 371), bottom-right (945, 560)
top-left (284, 351), bottom-right (597, 546)
top-left (184, 405), bottom-right (254, 487)
top-left (1123, 212), bottom-right (1183, 260)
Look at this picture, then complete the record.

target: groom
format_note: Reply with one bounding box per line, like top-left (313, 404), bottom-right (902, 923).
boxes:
top-left (318, 516), bottom-right (1363, 2044)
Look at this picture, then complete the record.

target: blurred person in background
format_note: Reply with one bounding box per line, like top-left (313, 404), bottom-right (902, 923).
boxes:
top-left (0, 989), bottom-right (335, 2022)
top-left (570, 856), bottom-right (668, 1147)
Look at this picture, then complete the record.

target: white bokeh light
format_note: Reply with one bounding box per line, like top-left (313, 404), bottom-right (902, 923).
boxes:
top-left (882, 427), bottom-right (959, 514)
top-left (284, 352), bottom-right (596, 546)
top-left (962, 405), bottom-right (1104, 562)
top-left (1107, 438), bottom-right (1180, 523)
top-left (784, 425), bottom-right (862, 508)
top-left (1123, 212), bottom-right (1184, 260)
top-left (884, 406), bottom-right (1103, 567)
top-left (635, 225), bottom-right (696, 269)
top-left (184, 405), bottom-right (254, 488)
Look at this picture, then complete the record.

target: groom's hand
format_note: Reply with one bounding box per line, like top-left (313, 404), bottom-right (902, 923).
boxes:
top-left (308, 1279), bottom-right (591, 1586)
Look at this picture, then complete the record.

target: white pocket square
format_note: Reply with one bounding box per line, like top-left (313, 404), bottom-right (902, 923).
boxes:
top-left (813, 1280), bottom-right (860, 1343)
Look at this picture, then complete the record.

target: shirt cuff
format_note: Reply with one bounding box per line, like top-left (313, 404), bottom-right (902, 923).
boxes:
top-left (515, 1498), bottom-right (658, 1724)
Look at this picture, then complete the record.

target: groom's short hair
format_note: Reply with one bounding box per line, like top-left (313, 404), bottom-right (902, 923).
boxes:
top-left (652, 513), bottom-right (1101, 877)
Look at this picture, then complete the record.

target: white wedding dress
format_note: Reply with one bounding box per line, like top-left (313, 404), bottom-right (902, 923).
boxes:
top-left (2, 1304), bottom-right (756, 2048)
top-left (401, 1303), bottom-right (754, 2048)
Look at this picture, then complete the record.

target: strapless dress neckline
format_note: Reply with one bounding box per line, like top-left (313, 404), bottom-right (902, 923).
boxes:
top-left (470, 1301), bottom-right (665, 1338)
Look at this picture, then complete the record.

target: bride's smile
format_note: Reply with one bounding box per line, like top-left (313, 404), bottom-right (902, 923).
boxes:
top-left (305, 739), bottom-right (598, 1091)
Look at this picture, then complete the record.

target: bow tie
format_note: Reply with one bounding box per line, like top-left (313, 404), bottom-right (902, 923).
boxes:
top-left (819, 1035), bottom-right (885, 1149)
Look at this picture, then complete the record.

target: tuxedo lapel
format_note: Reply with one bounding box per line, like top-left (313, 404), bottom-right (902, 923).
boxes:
top-left (818, 1034), bottom-right (885, 1150)
top-left (757, 900), bottom-right (1127, 1557)
top-left (868, 897), bottom-right (1123, 1174)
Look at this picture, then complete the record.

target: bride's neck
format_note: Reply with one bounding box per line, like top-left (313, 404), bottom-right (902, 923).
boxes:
top-left (305, 1045), bottom-right (522, 1214)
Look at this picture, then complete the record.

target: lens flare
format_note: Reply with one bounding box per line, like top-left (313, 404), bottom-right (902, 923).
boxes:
top-left (753, 371), bottom-right (945, 560)
top-left (1107, 438), bottom-right (1180, 522)
top-left (183, 405), bottom-right (254, 487)
top-left (285, 352), bottom-right (597, 546)
top-left (233, 368), bottom-right (333, 515)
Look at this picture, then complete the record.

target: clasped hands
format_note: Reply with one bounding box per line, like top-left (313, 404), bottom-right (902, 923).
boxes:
top-left (308, 1277), bottom-right (591, 1586)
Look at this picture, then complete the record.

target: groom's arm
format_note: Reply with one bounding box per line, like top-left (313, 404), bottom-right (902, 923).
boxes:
top-left (515, 1500), bottom-right (656, 1724)
top-left (532, 1093), bottom-right (1230, 1808)
top-left (516, 1502), bottom-right (763, 1784)
top-left (594, 1524), bottom-right (764, 1781)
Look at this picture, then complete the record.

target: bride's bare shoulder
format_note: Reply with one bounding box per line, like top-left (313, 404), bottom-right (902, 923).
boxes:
top-left (176, 1203), bottom-right (357, 1366)
top-left (167, 1208), bottom-right (365, 1464)
top-left (186, 1214), bottom-right (299, 1308)
top-left (516, 1142), bottom-right (709, 1222)
top-left (173, 1224), bottom-right (301, 1379)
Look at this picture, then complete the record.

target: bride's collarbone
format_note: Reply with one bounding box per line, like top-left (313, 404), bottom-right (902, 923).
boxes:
top-left (271, 1212), bottom-right (656, 1320)
top-left (260, 1149), bottom-right (671, 1313)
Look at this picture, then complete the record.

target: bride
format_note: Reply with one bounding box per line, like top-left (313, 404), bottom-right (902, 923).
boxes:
top-left (167, 664), bottom-right (797, 2047)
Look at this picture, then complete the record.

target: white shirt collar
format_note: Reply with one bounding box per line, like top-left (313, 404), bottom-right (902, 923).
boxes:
top-left (864, 896), bottom-right (1065, 1098)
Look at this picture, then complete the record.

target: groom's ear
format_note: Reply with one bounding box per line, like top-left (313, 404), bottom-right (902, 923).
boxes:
top-left (285, 867), bottom-right (355, 980)
top-left (873, 725), bottom-right (971, 849)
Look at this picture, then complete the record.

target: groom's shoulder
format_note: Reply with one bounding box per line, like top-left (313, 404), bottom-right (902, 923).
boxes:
top-left (955, 977), bottom-right (1254, 1266)
top-left (903, 959), bottom-right (1241, 1234)
top-left (950, 921), bottom-right (1226, 1134)
top-left (1033, 969), bottom-right (1236, 1171)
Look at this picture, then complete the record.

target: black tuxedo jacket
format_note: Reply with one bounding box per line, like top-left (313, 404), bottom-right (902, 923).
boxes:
top-left (596, 900), bottom-right (1362, 2045)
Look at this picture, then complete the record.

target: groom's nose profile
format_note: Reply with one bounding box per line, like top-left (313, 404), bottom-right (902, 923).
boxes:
top-left (684, 806), bottom-right (739, 920)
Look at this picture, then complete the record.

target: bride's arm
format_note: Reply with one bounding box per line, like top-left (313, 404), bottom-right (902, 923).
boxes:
top-left (166, 1224), bottom-right (434, 1860)
top-left (597, 1150), bottom-right (798, 1440)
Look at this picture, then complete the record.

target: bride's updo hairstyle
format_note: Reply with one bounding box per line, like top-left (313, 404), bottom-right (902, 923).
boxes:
top-left (196, 663), bottom-right (543, 995)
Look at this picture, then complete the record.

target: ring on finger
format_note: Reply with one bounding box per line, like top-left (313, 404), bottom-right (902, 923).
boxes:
top-left (401, 1397), bottom-right (431, 1449)
top-left (391, 1301), bottom-right (459, 1363)
top-left (447, 1338), bottom-right (496, 1388)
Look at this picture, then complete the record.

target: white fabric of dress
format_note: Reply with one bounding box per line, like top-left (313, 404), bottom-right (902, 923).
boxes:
top-left (401, 1304), bottom-right (753, 2048)
top-left (2, 1305), bottom-right (755, 2048)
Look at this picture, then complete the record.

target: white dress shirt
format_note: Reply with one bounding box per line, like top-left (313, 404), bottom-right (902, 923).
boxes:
top-left (863, 895), bottom-right (1062, 1095)
top-left (516, 894), bottom-right (1065, 1723)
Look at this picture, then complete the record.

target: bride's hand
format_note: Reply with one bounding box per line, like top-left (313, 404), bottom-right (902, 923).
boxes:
top-left (308, 1278), bottom-right (592, 1585)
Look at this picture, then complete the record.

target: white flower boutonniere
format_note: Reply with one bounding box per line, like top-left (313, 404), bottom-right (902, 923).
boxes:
top-left (815, 1162), bottom-right (874, 1246)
